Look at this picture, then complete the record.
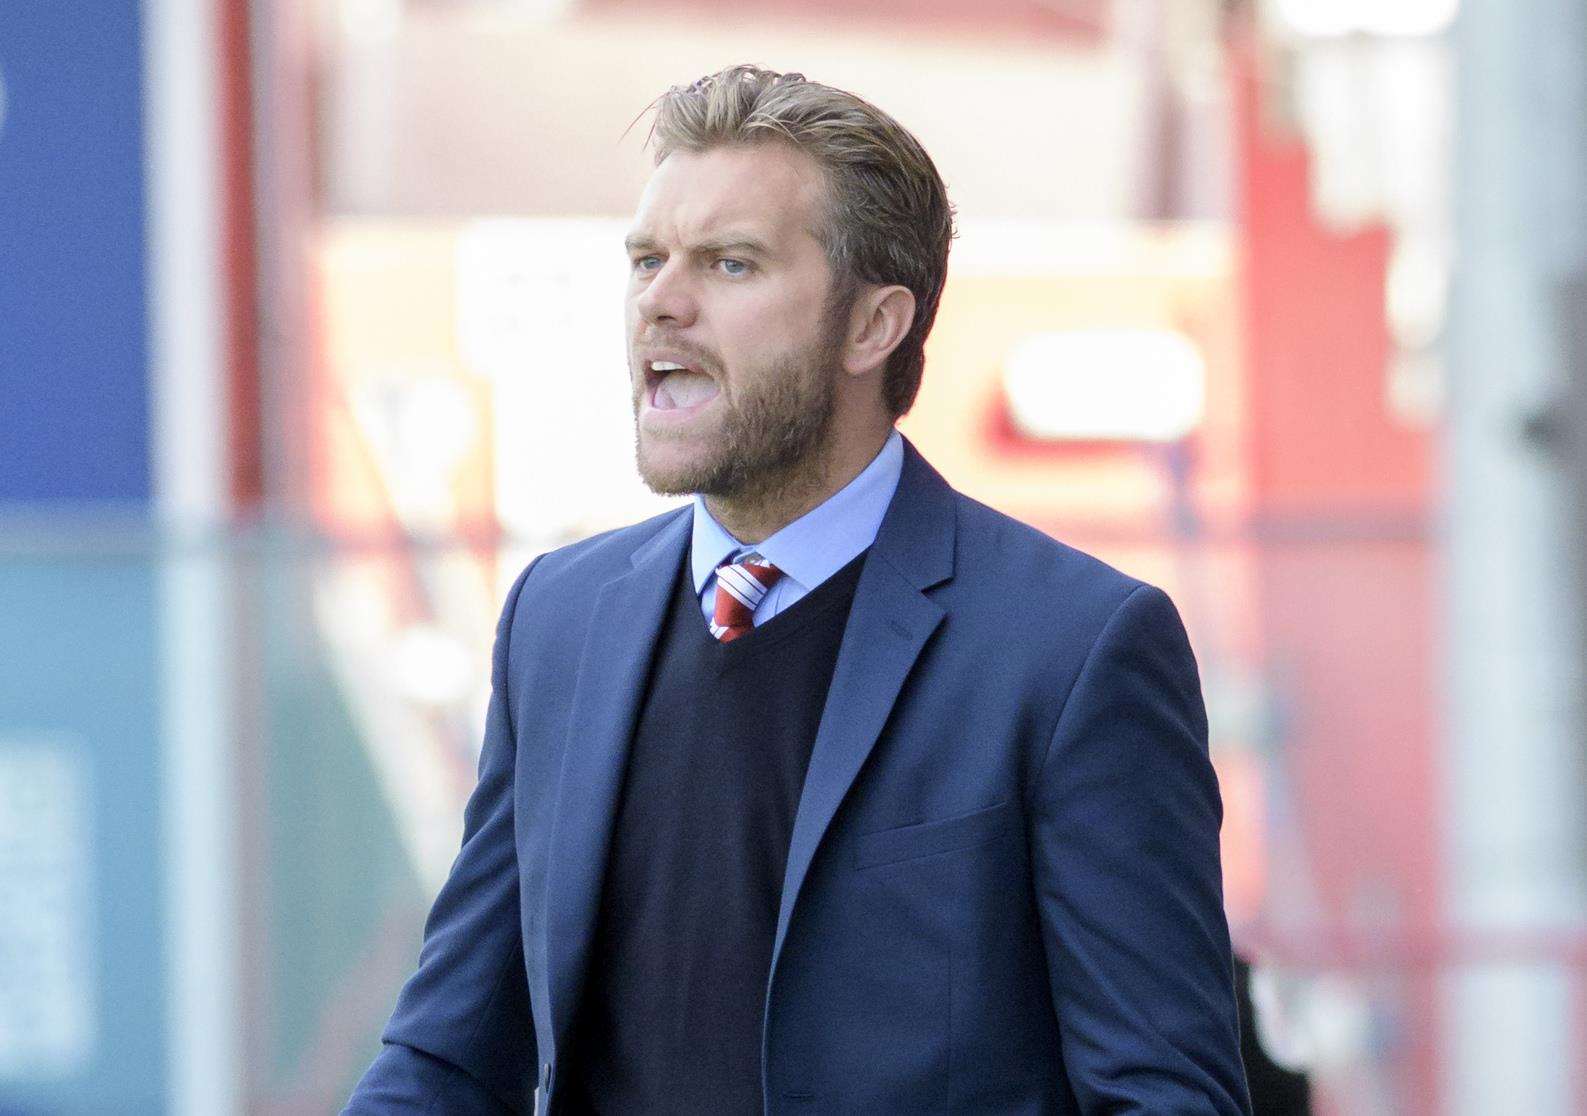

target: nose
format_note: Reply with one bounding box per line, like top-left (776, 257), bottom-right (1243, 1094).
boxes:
top-left (634, 258), bottom-right (698, 328)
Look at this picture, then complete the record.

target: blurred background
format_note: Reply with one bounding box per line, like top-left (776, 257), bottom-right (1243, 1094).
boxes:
top-left (2, 0), bottom-right (1585, 1112)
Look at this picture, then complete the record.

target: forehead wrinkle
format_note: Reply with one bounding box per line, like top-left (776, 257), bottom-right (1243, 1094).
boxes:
top-left (630, 146), bottom-right (830, 262)
top-left (627, 219), bottom-right (785, 257)
top-left (624, 230), bottom-right (776, 258)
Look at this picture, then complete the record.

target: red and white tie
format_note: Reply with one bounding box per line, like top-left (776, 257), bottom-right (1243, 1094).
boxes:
top-left (709, 552), bottom-right (784, 643)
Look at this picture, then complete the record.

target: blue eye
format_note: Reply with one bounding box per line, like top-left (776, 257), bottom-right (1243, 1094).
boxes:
top-left (718, 258), bottom-right (749, 276)
top-left (633, 255), bottom-right (662, 272)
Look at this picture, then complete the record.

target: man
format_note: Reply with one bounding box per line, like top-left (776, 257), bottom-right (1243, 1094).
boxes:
top-left (347, 65), bottom-right (1250, 1114)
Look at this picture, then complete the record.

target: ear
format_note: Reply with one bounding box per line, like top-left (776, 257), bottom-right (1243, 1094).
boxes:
top-left (842, 284), bottom-right (916, 378)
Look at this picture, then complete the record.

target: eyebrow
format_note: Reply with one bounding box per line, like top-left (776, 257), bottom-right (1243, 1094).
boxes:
top-left (623, 233), bottom-right (775, 259)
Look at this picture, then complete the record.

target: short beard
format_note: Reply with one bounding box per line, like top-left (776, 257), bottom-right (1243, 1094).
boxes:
top-left (633, 303), bottom-right (847, 504)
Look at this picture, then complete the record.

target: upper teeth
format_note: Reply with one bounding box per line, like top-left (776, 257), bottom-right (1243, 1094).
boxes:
top-left (651, 360), bottom-right (687, 372)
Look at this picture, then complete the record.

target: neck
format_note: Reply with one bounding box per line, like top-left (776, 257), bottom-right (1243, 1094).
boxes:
top-left (704, 424), bottom-right (893, 545)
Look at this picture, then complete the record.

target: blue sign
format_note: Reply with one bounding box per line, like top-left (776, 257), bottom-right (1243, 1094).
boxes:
top-left (0, 4), bottom-right (168, 1113)
top-left (0, 2), bottom-right (152, 504)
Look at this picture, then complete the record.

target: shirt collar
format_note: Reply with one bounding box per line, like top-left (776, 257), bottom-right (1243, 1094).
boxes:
top-left (690, 427), bottom-right (904, 596)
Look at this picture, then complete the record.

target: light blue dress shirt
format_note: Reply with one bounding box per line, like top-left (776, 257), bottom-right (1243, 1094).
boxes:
top-left (691, 427), bottom-right (903, 626)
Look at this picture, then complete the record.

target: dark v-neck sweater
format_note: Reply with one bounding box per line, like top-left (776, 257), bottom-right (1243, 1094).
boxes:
top-left (559, 543), bottom-right (870, 1115)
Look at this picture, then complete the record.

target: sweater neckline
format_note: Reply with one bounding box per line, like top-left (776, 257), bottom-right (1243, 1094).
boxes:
top-left (686, 546), bottom-right (869, 660)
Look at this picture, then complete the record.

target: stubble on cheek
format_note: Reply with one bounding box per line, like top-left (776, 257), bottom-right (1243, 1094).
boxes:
top-left (634, 347), bottom-right (840, 503)
top-left (629, 289), bottom-right (850, 501)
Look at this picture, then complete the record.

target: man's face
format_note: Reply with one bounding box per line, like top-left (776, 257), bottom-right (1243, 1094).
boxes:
top-left (625, 143), bottom-right (848, 499)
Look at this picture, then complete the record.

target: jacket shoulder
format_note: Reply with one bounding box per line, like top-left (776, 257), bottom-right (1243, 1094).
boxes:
top-left (942, 493), bottom-right (1192, 717)
top-left (945, 489), bottom-right (1196, 667)
top-left (952, 492), bottom-right (1146, 607)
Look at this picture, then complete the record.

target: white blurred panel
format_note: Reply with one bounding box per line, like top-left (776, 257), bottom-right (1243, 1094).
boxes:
top-left (0, 738), bottom-right (95, 1080)
top-left (457, 218), bottom-right (679, 543)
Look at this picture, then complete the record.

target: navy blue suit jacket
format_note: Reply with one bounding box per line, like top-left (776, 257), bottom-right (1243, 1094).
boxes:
top-left (347, 436), bottom-right (1251, 1114)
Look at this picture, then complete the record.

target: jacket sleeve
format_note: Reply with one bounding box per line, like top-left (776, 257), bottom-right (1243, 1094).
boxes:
top-left (344, 558), bottom-right (542, 1115)
top-left (1030, 583), bottom-right (1252, 1114)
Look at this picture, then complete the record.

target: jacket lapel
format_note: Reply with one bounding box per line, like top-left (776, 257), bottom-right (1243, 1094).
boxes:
top-left (767, 437), bottom-right (957, 986)
top-left (544, 505), bottom-right (691, 1049)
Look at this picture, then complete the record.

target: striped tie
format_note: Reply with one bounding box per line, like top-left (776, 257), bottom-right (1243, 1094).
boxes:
top-left (709, 552), bottom-right (784, 643)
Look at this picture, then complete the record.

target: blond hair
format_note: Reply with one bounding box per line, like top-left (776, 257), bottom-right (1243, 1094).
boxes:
top-left (645, 65), bottom-right (956, 419)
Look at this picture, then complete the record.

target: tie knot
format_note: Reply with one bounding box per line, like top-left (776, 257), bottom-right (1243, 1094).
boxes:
top-left (710, 552), bottom-right (784, 642)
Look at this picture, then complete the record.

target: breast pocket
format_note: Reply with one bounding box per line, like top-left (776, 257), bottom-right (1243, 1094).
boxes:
top-left (853, 799), bottom-right (1017, 869)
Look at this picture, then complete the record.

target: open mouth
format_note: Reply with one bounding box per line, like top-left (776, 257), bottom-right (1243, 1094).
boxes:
top-left (644, 359), bottom-right (721, 413)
